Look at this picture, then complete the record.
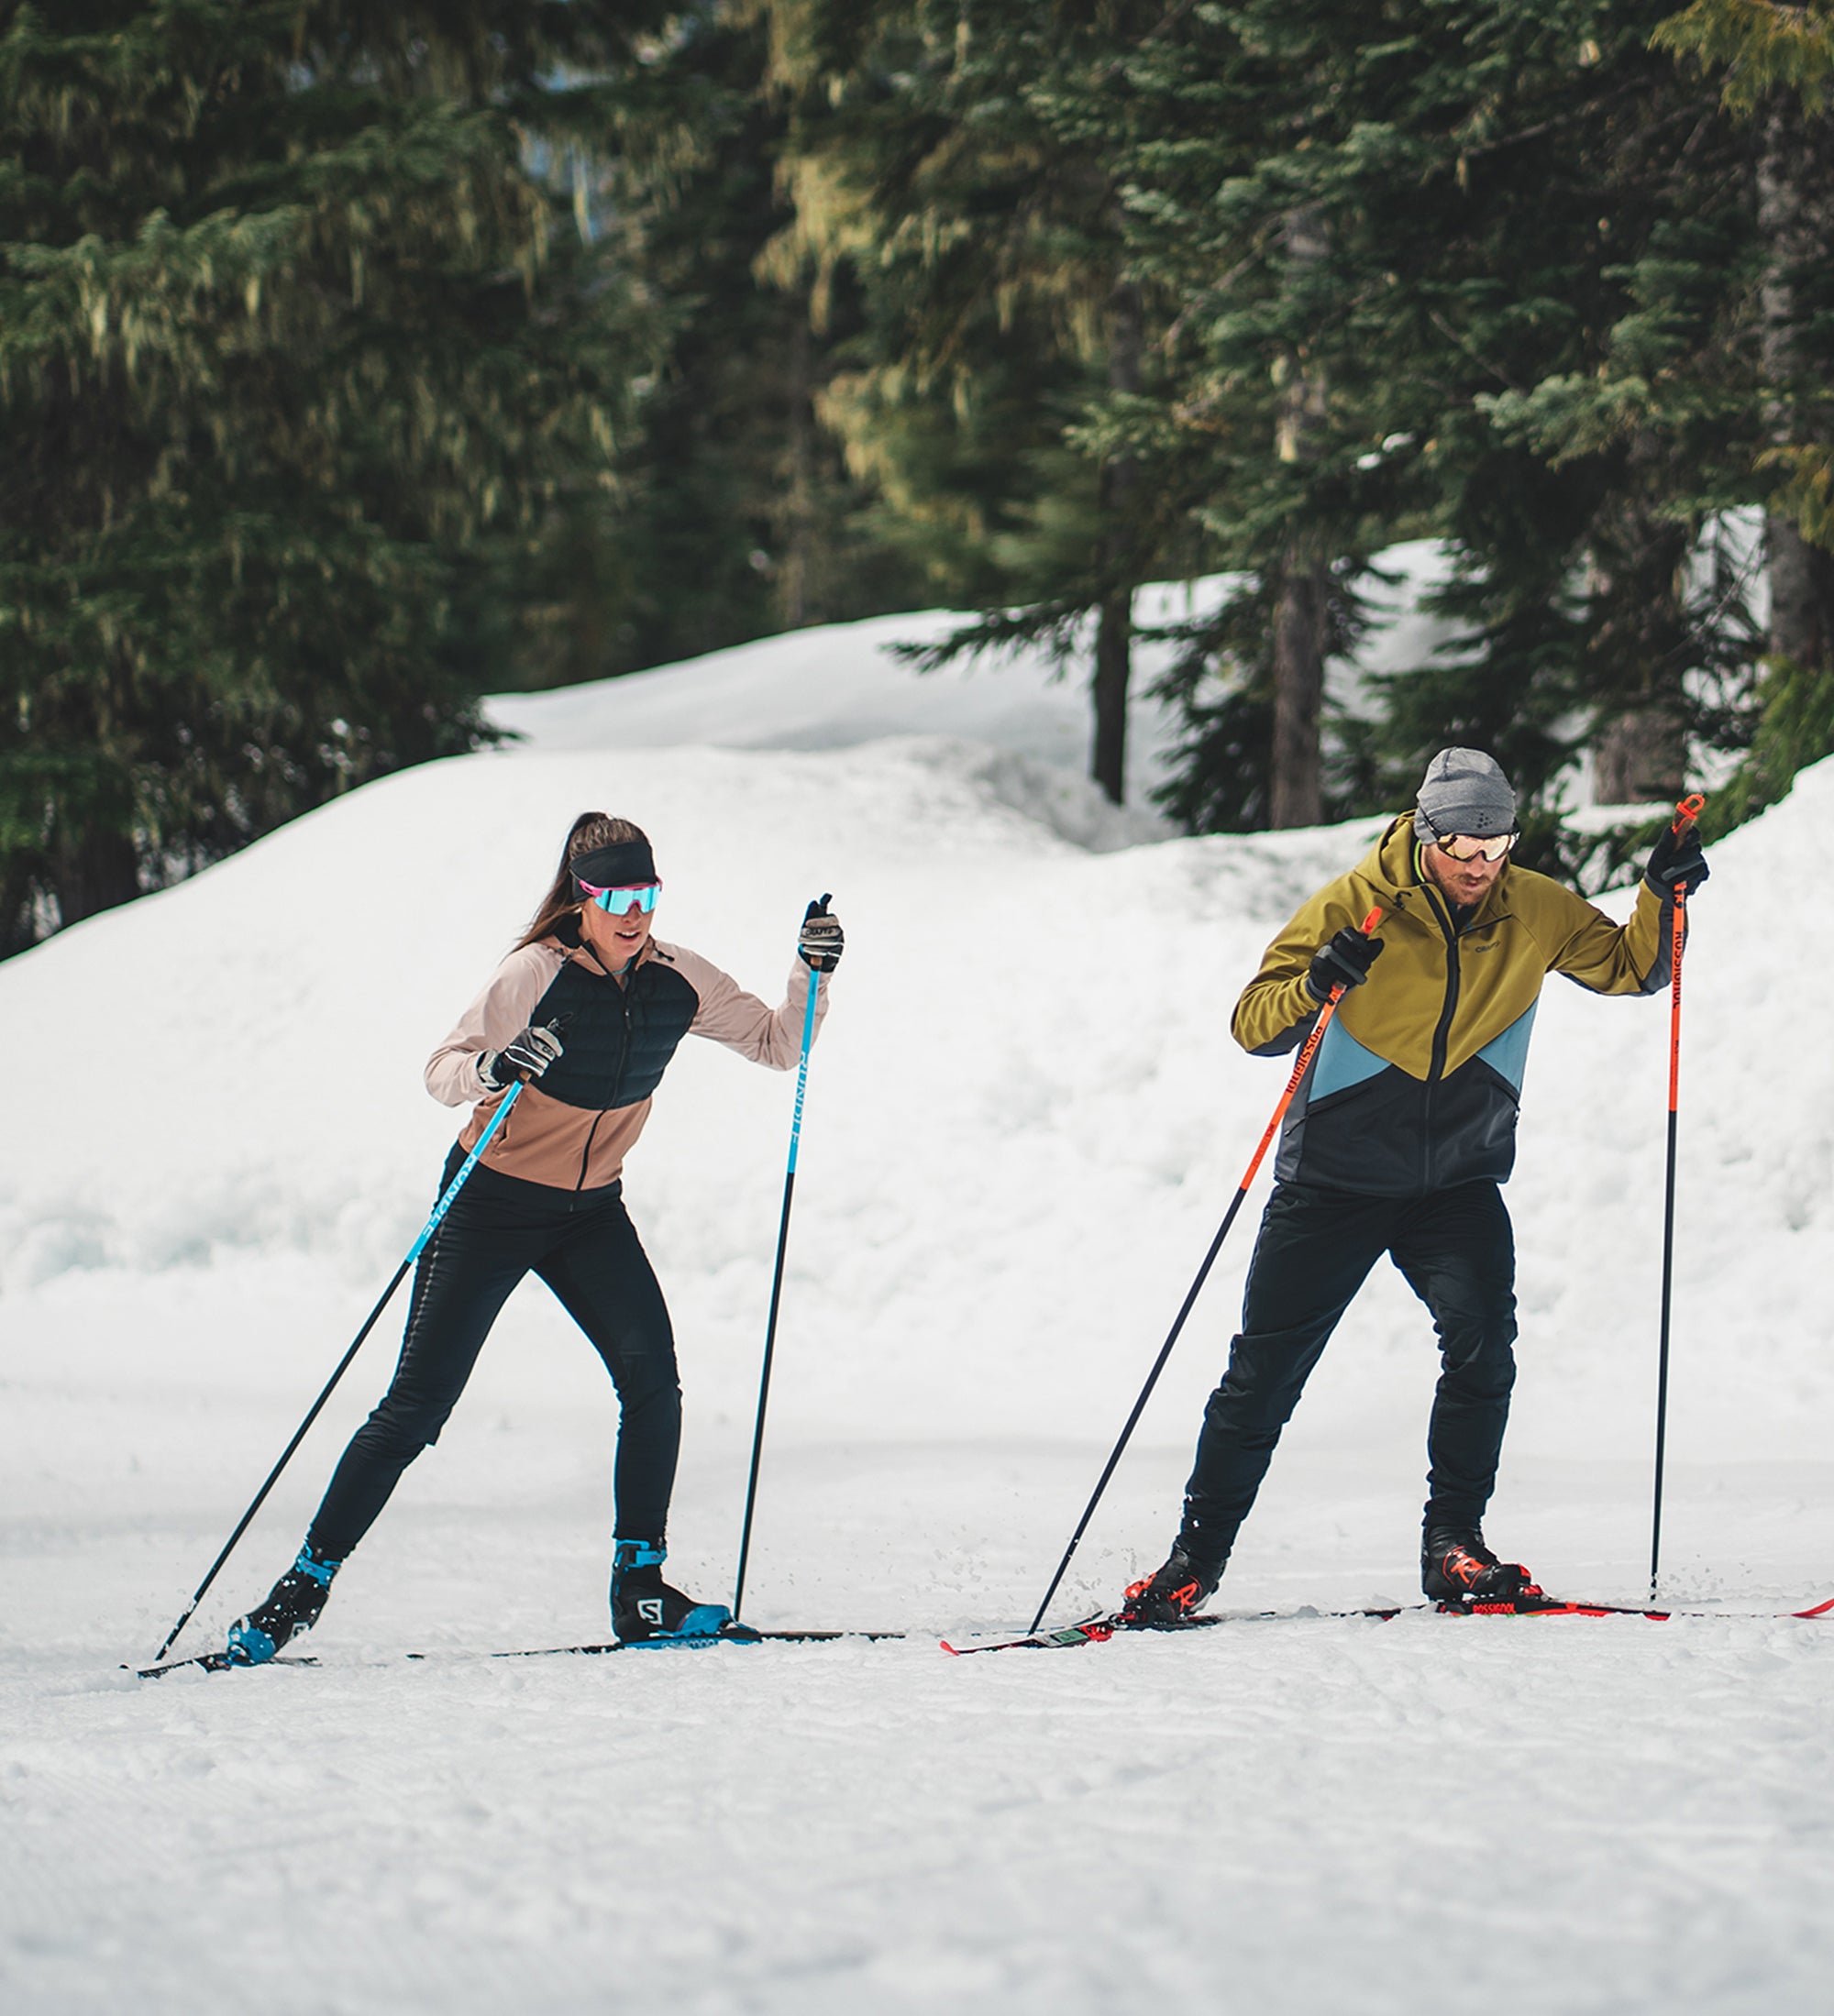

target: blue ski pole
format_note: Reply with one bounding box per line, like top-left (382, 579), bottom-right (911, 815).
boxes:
top-left (149, 1079), bottom-right (528, 1662)
top-left (732, 899), bottom-right (830, 1622)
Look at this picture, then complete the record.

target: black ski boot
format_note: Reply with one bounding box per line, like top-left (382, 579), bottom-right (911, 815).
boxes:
top-left (610, 1539), bottom-right (752, 1644)
top-left (1421, 1527), bottom-right (1543, 1610)
top-left (226, 1542), bottom-right (342, 1664)
top-left (1118, 1546), bottom-right (1222, 1628)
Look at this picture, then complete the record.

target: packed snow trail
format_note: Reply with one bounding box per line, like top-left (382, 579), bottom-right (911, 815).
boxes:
top-left (9, 1586), bottom-right (1834, 2016)
top-left (3, 599), bottom-right (1832, 2014)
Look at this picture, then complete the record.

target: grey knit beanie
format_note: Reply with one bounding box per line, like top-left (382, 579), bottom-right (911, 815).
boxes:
top-left (1413, 747), bottom-right (1517, 842)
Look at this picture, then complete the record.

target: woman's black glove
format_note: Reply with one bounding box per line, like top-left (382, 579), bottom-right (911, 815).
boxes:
top-left (479, 1021), bottom-right (565, 1091)
top-left (1305, 926), bottom-right (1384, 1003)
top-left (799, 894), bottom-right (844, 973)
top-left (1644, 825), bottom-right (1709, 896)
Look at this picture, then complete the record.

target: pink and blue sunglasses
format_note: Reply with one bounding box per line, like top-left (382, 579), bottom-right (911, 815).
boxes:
top-left (577, 877), bottom-right (661, 914)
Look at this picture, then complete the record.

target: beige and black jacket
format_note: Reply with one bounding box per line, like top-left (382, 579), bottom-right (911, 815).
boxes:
top-left (426, 918), bottom-right (828, 1193)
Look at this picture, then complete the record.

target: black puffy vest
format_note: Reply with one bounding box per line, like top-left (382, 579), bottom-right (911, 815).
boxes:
top-left (527, 948), bottom-right (700, 1113)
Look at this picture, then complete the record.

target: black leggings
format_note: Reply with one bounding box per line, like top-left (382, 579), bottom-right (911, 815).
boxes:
top-left (1179, 1178), bottom-right (1519, 1559)
top-left (307, 1150), bottom-right (681, 1559)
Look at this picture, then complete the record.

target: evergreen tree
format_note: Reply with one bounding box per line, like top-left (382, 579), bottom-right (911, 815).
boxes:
top-left (1073, 1), bottom-right (1405, 829)
top-left (1655, 0), bottom-right (1834, 830)
top-left (761, 0), bottom-right (1211, 805)
top-left (0, 2), bottom-right (664, 954)
top-left (1106, 1), bottom-right (1761, 847)
top-left (511, 0), bottom-right (929, 689)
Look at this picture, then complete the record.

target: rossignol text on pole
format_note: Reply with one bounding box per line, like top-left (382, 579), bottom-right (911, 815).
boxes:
top-left (1027, 905), bottom-right (1385, 1634)
top-left (731, 897), bottom-right (830, 1623)
top-left (149, 1078), bottom-right (529, 1664)
top-left (1649, 793), bottom-right (1705, 1598)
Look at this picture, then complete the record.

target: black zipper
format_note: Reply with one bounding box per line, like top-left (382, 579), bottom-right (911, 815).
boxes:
top-left (1420, 884), bottom-right (1463, 1191)
top-left (575, 1109), bottom-right (604, 1195)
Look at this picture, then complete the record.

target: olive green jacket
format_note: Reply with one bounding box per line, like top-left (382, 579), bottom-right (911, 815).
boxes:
top-left (1233, 816), bottom-right (1675, 1194)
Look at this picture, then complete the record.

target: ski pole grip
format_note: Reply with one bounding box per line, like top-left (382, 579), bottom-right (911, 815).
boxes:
top-left (1669, 795), bottom-right (1705, 901)
top-left (1320, 907), bottom-right (1385, 1004)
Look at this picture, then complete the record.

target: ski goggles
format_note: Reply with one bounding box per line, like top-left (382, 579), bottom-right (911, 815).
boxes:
top-left (577, 878), bottom-right (661, 914)
top-left (1426, 826), bottom-right (1518, 864)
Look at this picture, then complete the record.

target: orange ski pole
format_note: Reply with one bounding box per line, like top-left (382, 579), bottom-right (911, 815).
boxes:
top-left (1028, 906), bottom-right (1385, 1632)
top-left (1650, 794), bottom-right (1704, 1597)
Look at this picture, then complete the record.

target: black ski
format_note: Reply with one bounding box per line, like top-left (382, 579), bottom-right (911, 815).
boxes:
top-left (132, 1650), bottom-right (320, 1678)
top-left (132, 1627), bottom-right (903, 1677)
top-left (418, 1628), bottom-right (907, 1661)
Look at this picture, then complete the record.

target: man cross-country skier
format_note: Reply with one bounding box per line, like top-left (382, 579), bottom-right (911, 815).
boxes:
top-left (1119, 748), bottom-right (1708, 1624)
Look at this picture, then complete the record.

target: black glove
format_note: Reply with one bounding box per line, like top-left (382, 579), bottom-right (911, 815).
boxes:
top-left (798, 894), bottom-right (844, 973)
top-left (479, 1021), bottom-right (565, 1091)
top-left (1304, 926), bottom-right (1384, 1004)
top-left (1644, 825), bottom-right (1709, 897)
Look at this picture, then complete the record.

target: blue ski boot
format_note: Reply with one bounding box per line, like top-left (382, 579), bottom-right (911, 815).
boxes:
top-left (226, 1542), bottom-right (342, 1664)
top-left (610, 1539), bottom-right (749, 1644)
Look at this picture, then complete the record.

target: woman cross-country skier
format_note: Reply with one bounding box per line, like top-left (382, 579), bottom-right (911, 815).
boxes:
top-left (224, 812), bottom-right (842, 1659)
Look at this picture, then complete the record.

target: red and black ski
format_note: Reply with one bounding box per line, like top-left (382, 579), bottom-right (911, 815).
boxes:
top-left (940, 1591), bottom-right (1834, 1656)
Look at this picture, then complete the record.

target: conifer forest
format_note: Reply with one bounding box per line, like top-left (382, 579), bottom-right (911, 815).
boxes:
top-left (6, 0), bottom-right (1834, 956)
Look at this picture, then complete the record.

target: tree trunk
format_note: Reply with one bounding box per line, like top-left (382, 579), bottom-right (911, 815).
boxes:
top-left (1592, 706), bottom-right (1686, 805)
top-left (1758, 100), bottom-right (1834, 675)
top-left (50, 822), bottom-right (141, 932)
top-left (1270, 540), bottom-right (1329, 827)
top-left (1269, 204), bottom-right (1330, 829)
top-left (1585, 424), bottom-right (1691, 807)
top-left (0, 856), bottom-right (42, 960)
top-left (778, 311), bottom-right (813, 630)
top-left (1090, 280), bottom-right (1143, 806)
top-left (1090, 588), bottom-right (1132, 802)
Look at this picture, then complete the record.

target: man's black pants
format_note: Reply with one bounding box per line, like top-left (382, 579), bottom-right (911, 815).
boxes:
top-left (1178, 1178), bottom-right (1519, 1562)
top-left (308, 1151), bottom-right (681, 1559)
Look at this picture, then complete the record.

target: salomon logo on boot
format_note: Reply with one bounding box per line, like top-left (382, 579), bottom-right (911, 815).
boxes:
top-left (226, 1543), bottom-right (342, 1664)
top-left (609, 1538), bottom-right (747, 1644)
top-left (1118, 1548), bottom-right (1222, 1629)
top-left (1421, 1528), bottom-right (1543, 1610)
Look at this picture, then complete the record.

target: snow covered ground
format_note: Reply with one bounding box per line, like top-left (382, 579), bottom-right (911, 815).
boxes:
top-left (4, 599), bottom-right (1831, 2015)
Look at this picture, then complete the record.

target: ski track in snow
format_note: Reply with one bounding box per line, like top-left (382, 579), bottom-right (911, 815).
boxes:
top-left (6, 1609), bottom-right (1833, 2016)
top-left (4, 587), bottom-right (1833, 2014)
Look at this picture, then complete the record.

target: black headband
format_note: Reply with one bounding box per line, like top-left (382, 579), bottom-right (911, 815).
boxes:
top-left (570, 838), bottom-right (657, 890)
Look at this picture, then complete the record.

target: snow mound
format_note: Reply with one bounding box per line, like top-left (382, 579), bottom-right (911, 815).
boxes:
top-left (2, 659), bottom-right (1829, 1470)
